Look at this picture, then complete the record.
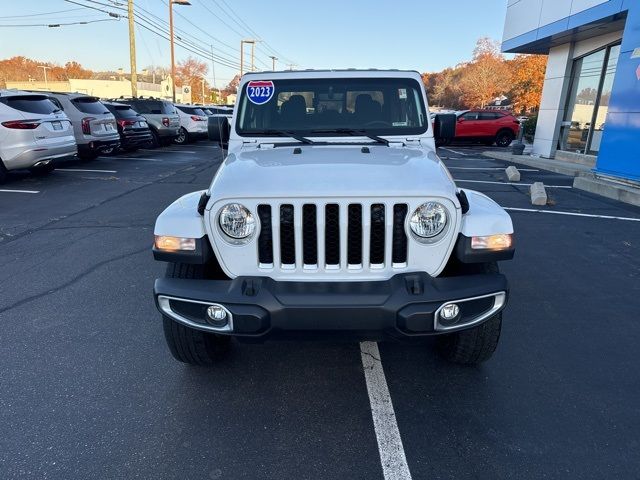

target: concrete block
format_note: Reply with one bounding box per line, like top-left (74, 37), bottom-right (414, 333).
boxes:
top-left (506, 166), bottom-right (521, 182)
top-left (530, 182), bottom-right (548, 206)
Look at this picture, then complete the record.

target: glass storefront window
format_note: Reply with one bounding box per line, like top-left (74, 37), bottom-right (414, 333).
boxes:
top-left (589, 44), bottom-right (620, 154)
top-left (559, 43), bottom-right (621, 155)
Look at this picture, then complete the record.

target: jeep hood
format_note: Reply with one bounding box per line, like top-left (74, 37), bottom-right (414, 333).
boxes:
top-left (209, 145), bottom-right (457, 200)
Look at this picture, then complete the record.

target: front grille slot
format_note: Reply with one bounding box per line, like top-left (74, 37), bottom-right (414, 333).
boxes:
top-left (257, 205), bottom-right (273, 265)
top-left (347, 204), bottom-right (363, 265)
top-left (370, 204), bottom-right (386, 265)
top-left (392, 204), bottom-right (408, 264)
top-left (280, 204), bottom-right (295, 265)
top-left (302, 204), bottom-right (317, 265)
top-left (256, 201), bottom-right (413, 272)
top-left (325, 204), bottom-right (340, 266)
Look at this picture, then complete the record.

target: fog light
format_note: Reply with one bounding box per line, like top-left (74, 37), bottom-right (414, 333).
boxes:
top-left (440, 303), bottom-right (460, 321)
top-left (206, 305), bottom-right (228, 327)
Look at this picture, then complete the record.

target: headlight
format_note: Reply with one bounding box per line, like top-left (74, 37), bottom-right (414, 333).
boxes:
top-left (410, 202), bottom-right (448, 238)
top-left (219, 203), bottom-right (256, 240)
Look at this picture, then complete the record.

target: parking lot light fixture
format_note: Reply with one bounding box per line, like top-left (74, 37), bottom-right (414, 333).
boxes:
top-left (169, 0), bottom-right (191, 102)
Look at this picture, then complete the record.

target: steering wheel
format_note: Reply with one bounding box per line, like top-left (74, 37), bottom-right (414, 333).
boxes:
top-left (362, 120), bottom-right (391, 128)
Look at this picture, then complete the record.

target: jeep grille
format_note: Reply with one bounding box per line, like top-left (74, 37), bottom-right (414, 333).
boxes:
top-left (256, 202), bottom-right (409, 270)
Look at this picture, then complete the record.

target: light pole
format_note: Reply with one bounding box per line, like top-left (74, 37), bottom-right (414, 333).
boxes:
top-left (38, 65), bottom-right (51, 88)
top-left (269, 56), bottom-right (277, 71)
top-left (240, 39), bottom-right (255, 77)
top-left (169, 0), bottom-right (191, 102)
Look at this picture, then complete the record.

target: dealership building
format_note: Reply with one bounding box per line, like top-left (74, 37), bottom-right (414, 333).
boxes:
top-left (502, 0), bottom-right (639, 185)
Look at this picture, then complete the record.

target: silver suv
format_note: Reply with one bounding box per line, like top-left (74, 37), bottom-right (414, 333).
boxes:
top-left (111, 97), bottom-right (180, 147)
top-left (0, 90), bottom-right (76, 182)
top-left (46, 93), bottom-right (119, 160)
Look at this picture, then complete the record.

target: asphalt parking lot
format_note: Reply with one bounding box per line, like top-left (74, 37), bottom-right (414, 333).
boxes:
top-left (1, 141), bottom-right (640, 479)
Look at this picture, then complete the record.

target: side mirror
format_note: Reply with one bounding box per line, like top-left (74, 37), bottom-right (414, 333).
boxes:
top-left (208, 116), bottom-right (230, 149)
top-left (434, 113), bottom-right (456, 140)
top-left (457, 117), bottom-right (464, 123)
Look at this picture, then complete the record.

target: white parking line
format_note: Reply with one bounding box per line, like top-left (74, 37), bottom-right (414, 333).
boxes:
top-left (0, 189), bottom-right (39, 194)
top-left (448, 166), bottom-right (539, 172)
top-left (455, 179), bottom-right (572, 188)
top-left (114, 157), bottom-right (162, 162)
top-left (504, 207), bottom-right (640, 222)
top-left (162, 150), bottom-right (198, 154)
top-left (56, 168), bottom-right (117, 173)
top-left (441, 148), bottom-right (470, 156)
top-left (360, 341), bottom-right (412, 480)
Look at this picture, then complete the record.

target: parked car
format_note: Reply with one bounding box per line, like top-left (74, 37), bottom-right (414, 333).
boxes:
top-left (451, 110), bottom-right (520, 147)
top-left (173, 104), bottom-right (208, 144)
top-left (152, 70), bottom-right (514, 367)
top-left (202, 105), bottom-right (233, 120)
top-left (102, 101), bottom-right (153, 153)
top-left (44, 93), bottom-right (119, 160)
top-left (110, 97), bottom-right (180, 148)
top-left (0, 89), bottom-right (76, 182)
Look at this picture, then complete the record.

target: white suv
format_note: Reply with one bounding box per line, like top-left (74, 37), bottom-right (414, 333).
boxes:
top-left (0, 90), bottom-right (76, 182)
top-left (173, 104), bottom-right (208, 144)
top-left (152, 70), bottom-right (515, 366)
top-left (45, 93), bottom-right (119, 160)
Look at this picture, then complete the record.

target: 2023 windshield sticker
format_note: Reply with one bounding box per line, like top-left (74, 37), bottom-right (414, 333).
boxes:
top-left (246, 81), bottom-right (275, 105)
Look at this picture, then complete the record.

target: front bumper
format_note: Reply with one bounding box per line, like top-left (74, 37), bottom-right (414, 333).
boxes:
top-left (154, 272), bottom-right (508, 341)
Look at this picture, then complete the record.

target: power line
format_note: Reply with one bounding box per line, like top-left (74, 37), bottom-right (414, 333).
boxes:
top-left (212, 0), bottom-right (297, 65)
top-left (0, 8), bottom-right (85, 18)
top-left (0, 19), bottom-right (119, 28)
top-left (64, 0), bottom-right (241, 69)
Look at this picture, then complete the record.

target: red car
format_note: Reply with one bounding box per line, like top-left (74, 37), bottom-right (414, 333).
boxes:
top-left (449, 110), bottom-right (520, 147)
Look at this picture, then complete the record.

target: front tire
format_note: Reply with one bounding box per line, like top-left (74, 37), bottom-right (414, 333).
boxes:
top-left (436, 262), bottom-right (503, 365)
top-left (161, 262), bottom-right (231, 366)
top-left (495, 130), bottom-right (515, 148)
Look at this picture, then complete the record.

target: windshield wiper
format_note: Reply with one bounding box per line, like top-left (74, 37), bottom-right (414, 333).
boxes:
top-left (310, 128), bottom-right (390, 146)
top-left (262, 129), bottom-right (315, 145)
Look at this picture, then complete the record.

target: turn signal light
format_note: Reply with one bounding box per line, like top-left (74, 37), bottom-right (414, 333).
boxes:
top-left (471, 234), bottom-right (512, 250)
top-left (154, 235), bottom-right (196, 251)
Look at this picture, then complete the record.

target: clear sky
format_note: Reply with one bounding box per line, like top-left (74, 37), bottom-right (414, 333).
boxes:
top-left (0, 0), bottom-right (509, 88)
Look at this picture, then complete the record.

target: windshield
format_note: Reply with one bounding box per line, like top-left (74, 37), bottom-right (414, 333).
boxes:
top-left (236, 77), bottom-right (427, 137)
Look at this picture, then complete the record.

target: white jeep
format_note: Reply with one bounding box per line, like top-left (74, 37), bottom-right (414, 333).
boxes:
top-left (152, 70), bottom-right (514, 366)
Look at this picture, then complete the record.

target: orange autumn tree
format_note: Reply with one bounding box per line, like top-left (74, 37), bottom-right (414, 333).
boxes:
top-left (507, 54), bottom-right (548, 113)
top-left (175, 56), bottom-right (210, 104)
top-left (457, 38), bottom-right (511, 109)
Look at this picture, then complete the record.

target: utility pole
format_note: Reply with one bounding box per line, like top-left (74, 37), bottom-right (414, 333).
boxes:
top-left (127, 0), bottom-right (137, 97)
top-left (240, 39), bottom-right (255, 77)
top-left (38, 65), bottom-right (51, 88)
top-left (269, 56), bottom-right (277, 71)
top-left (201, 76), bottom-right (205, 103)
